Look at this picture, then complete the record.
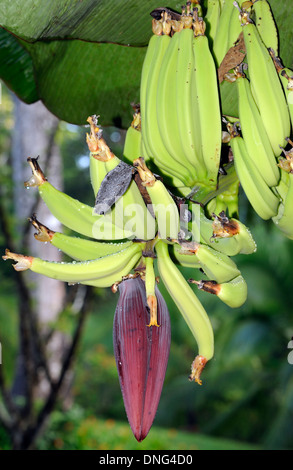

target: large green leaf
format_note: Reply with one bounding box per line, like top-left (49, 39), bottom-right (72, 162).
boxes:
top-left (22, 39), bottom-right (146, 128)
top-left (0, 0), bottom-right (182, 46)
top-left (0, 0), bottom-right (292, 126)
top-left (0, 28), bottom-right (38, 103)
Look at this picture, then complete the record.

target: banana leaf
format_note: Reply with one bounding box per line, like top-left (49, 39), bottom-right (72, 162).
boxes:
top-left (0, 0), bottom-right (292, 127)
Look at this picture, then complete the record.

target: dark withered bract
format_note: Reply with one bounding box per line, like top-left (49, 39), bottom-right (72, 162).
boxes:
top-left (94, 161), bottom-right (134, 215)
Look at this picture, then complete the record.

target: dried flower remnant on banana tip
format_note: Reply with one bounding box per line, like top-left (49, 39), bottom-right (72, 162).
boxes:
top-left (189, 355), bottom-right (207, 385)
top-left (212, 211), bottom-right (240, 239)
top-left (24, 156), bottom-right (47, 188)
top-left (130, 102), bottom-right (141, 130)
top-left (3, 250), bottom-right (33, 271)
top-left (29, 214), bottom-right (55, 242)
top-left (86, 115), bottom-right (115, 161)
top-left (279, 138), bottom-right (293, 174)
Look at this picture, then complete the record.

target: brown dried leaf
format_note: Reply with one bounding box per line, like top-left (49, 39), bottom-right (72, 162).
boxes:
top-left (218, 32), bottom-right (246, 83)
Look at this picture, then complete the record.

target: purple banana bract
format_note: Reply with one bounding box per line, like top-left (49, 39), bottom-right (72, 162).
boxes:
top-left (113, 277), bottom-right (171, 441)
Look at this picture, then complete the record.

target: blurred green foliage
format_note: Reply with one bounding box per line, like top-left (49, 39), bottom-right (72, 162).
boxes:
top-left (0, 83), bottom-right (293, 450)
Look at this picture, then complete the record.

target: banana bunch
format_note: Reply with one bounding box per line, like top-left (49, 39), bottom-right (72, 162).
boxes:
top-left (3, 109), bottom-right (257, 387)
top-left (140, 5), bottom-right (222, 195)
top-left (213, 1), bottom-right (293, 238)
top-left (3, 0), bottom-right (293, 443)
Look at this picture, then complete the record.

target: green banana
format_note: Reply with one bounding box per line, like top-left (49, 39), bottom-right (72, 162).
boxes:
top-left (272, 165), bottom-right (293, 240)
top-left (140, 24), bottom-right (160, 161)
top-left (228, 127), bottom-right (280, 219)
top-left (211, 212), bottom-right (257, 254)
top-left (155, 27), bottom-right (197, 185)
top-left (140, 135), bottom-right (152, 167)
top-left (279, 70), bottom-right (293, 128)
top-left (172, 240), bottom-right (241, 283)
top-left (235, 69), bottom-right (280, 187)
top-left (176, 26), bottom-right (207, 182)
top-left (86, 116), bottom-right (156, 241)
top-left (170, 243), bottom-right (201, 269)
top-left (24, 157), bottom-right (132, 241)
top-left (239, 8), bottom-right (291, 156)
top-left (269, 50), bottom-right (293, 130)
top-left (212, 180), bottom-right (239, 218)
top-left (252, 0), bottom-right (278, 54)
top-left (204, 0), bottom-right (221, 46)
top-left (141, 18), bottom-right (194, 187)
top-left (213, 0), bottom-right (238, 67)
top-left (140, 135), bottom-right (189, 192)
top-left (190, 242), bottom-right (241, 283)
top-left (29, 215), bottom-right (133, 261)
top-left (206, 188), bottom-right (238, 220)
top-left (113, 181), bottom-right (157, 242)
top-left (86, 116), bottom-right (121, 197)
top-left (123, 126), bottom-right (141, 165)
top-left (3, 242), bottom-right (144, 284)
top-left (155, 239), bottom-right (214, 384)
top-left (190, 274), bottom-right (247, 308)
top-left (85, 254), bottom-right (143, 289)
top-left (227, 0), bottom-right (243, 47)
top-left (192, 13), bottom-right (222, 187)
top-left (206, 198), bottom-right (231, 218)
top-left (191, 204), bottom-right (257, 256)
top-left (274, 164), bottom-right (291, 199)
top-left (139, 22), bottom-right (182, 183)
top-left (141, 130), bottom-right (189, 190)
top-left (123, 105), bottom-right (142, 165)
top-left (134, 158), bottom-right (180, 241)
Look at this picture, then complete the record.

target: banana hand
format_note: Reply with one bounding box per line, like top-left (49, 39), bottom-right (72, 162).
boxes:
top-left (29, 215), bottom-right (133, 261)
top-left (239, 8), bottom-right (290, 156)
top-left (235, 68), bottom-right (280, 188)
top-left (228, 125), bottom-right (280, 220)
top-left (3, 242), bottom-right (144, 285)
top-left (25, 157), bottom-right (132, 241)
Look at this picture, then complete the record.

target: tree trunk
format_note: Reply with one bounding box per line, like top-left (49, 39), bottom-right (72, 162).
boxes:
top-left (10, 97), bottom-right (67, 401)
